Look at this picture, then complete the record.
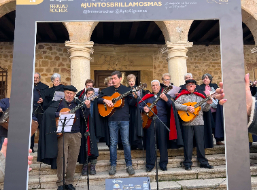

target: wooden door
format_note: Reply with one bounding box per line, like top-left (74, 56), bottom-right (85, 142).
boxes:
top-left (94, 70), bottom-right (140, 90)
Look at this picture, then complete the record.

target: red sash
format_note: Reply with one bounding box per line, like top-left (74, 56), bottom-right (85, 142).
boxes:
top-left (139, 94), bottom-right (178, 140)
top-left (175, 89), bottom-right (206, 100)
top-left (87, 116), bottom-right (91, 156)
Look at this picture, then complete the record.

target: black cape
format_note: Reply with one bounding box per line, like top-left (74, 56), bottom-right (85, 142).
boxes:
top-left (37, 101), bottom-right (59, 169)
top-left (76, 89), bottom-right (86, 99)
top-left (37, 99), bottom-right (88, 169)
top-left (199, 83), bottom-right (224, 141)
top-left (43, 84), bottom-right (65, 110)
top-left (214, 104), bottom-right (224, 140)
top-left (76, 92), bottom-right (100, 164)
top-left (34, 82), bottom-right (49, 101)
top-left (33, 82), bottom-right (49, 119)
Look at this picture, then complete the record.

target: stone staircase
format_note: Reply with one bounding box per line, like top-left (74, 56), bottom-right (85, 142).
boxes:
top-left (5, 144), bottom-right (257, 190)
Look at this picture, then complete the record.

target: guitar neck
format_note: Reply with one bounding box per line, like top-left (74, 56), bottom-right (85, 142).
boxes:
top-left (194, 93), bottom-right (216, 108)
top-left (194, 97), bottom-right (209, 108)
top-left (70, 100), bottom-right (85, 113)
top-left (149, 96), bottom-right (161, 109)
top-left (113, 90), bottom-right (131, 103)
top-left (148, 87), bottom-right (172, 109)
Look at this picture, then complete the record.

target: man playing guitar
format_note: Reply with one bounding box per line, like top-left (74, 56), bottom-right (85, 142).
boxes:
top-left (139, 80), bottom-right (174, 172)
top-left (97, 71), bottom-right (138, 176)
top-left (55, 85), bottom-right (87, 190)
top-left (175, 79), bottom-right (214, 171)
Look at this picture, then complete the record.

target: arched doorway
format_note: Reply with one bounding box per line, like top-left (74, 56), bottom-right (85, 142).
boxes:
top-left (90, 21), bottom-right (165, 89)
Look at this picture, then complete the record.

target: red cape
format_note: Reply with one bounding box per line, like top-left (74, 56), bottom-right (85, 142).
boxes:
top-left (139, 93), bottom-right (178, 140)
top-left (175, 89), bottom-right (206, 100)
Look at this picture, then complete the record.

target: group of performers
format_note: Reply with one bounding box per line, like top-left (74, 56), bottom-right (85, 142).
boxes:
top-left (0, 71), bottom-right (228, 190)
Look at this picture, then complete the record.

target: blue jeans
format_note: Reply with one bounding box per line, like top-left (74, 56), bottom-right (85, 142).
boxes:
top-left (109, 121), bottom-right (132, 166)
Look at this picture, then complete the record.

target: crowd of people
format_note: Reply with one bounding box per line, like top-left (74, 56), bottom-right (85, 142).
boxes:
top-left (1, 70), bottom-right (256, 190)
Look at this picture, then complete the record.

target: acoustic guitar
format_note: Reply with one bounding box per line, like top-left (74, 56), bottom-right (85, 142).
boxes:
top-left (0, 108), bottom-right (38, 136)
top-left (141, 85), bottom-right (173, 129)
top-left (56, 94), bottom-right (97, 137)
top-left (98, 83), bottom-right (147, 117)
top-left (177, 91), bottom-right (216, 122)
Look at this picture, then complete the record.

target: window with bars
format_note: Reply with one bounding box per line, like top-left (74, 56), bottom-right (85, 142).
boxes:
top-left (0, 67), bottom-right (7, 99)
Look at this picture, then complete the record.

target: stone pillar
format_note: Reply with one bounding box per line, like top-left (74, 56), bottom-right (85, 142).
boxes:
top-left (65, 41), bottom-right (94, 91)
top-left (166, 41), bottom-right (193, 86)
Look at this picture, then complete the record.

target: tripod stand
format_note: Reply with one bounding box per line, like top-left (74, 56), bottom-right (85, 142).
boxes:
top-left (138, 95), bottom-right (170, 190)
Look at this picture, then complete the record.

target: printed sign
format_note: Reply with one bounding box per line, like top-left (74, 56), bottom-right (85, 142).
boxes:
top-left (105, 177), bottom-right (151, 190)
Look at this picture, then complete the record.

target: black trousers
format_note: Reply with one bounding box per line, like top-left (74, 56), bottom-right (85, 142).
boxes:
top-left (145, 120), bottom-right (168, 169)
top-left (212, 112), bottom-right (223, 142)
top-left (182, 125), bottom-right (208, 167)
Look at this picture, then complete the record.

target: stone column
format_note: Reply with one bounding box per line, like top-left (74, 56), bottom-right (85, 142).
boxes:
top-left (166, 41), bottom-right (193, 86)
top-left (65, 41), bottom-right (94, 91)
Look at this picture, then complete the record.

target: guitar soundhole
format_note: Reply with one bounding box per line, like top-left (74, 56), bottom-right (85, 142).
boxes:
top-left (186, 112), bottom-right (190, 116)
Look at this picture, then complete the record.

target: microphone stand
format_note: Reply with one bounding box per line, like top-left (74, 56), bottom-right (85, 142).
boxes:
top-left (85, 129), bottom-right (90, 190)
top-left (77, 96), bottom-right (90, 190)
top-left (59, 116), bottom-right (67, 189)
top-left (136, 92), bottom-right (170, 190)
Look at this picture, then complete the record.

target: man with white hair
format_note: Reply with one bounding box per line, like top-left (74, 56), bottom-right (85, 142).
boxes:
top-left (139, 80), bottom-right (183, 172)
top-left (32, 72), bottom-right (49, 152)
top-left (179, 73), bottom-right (202, 93)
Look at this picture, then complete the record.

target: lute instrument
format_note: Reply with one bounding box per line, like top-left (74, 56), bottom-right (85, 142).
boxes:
top-left (98, 83), bottom-right (147, 117)
top-left (177, 90), bottom-right (216, 122)
top-left (56, 94), bottom-right (98, 137)
top-left (141, 85), bottom-right (173, 129)
top-left (0, 108), bottom-right (38, 136)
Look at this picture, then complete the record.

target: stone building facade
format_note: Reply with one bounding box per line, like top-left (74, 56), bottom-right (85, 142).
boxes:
top-left (0, 42), bottom-right (256, 97)
top-left (0, 0), bottom-right (257, 97)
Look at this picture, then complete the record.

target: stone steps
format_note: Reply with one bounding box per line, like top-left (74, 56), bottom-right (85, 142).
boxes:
top-left (29, 177), bottom-right (257, 190)
top-left (20, 144), bottom-right (257, 189)
top-left (32, 145), bottom-right (226, 163)
top-left (19, 165), bottom-right (257, 189)
top-left (30, 154), bottom-right (227, 175)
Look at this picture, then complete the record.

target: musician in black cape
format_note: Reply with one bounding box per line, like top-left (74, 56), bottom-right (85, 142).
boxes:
top-left (175, 79), bottom-right (214, 171)
top-left (43, 73), bottom-right (65, 110)
top-left (37, 85), bottom-right (88, 190)
top-left (97, 71), bottom-right (138, 176)
top-left (139, 80), bottom-right (183, 172)
top-left (199, 73), bottom-right (224, 145)
top-left (127, 74), bottom-right (146, 150)
top-left (77, 88), bottom-right (99, 176)
top-left (32, 72), bottom-right (49, 152)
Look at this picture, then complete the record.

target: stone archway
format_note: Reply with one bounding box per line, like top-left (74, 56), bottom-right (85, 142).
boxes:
top-left (0, 0), bottom-right (15, 17)
top-left (241, 8), bottom-right (257, 45)
top-left (64, 21), bottom-right (171, 43)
